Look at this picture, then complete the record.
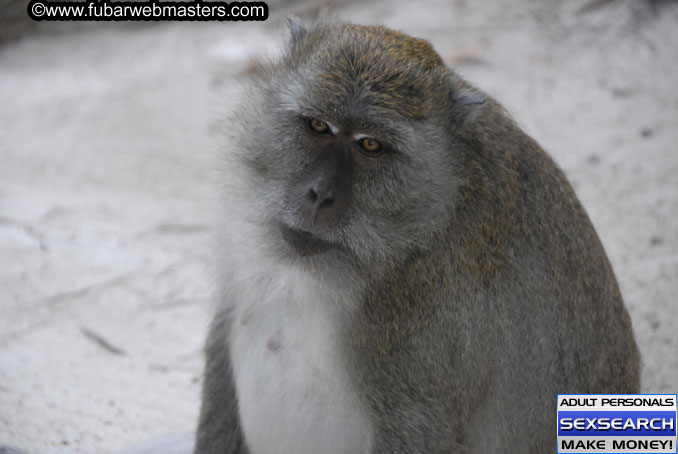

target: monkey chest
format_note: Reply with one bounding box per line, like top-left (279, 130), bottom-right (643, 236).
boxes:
top-left (228, 277), bottom-right (372, 454)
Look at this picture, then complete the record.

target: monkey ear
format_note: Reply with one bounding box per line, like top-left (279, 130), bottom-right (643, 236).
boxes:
top-left (286, 15), bottom-right (308, 45)
top-left (450, 85), bottom-right (486, 124)
top-left (453, 88), bottom-right (486, 109)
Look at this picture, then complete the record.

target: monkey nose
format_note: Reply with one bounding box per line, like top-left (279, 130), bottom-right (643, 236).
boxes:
top-left (308, 178), bottom-right (335, 209)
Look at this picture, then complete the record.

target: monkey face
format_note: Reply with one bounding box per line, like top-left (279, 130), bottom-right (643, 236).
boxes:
top-left (278, 116), bottom-right (397, 257)
top-left (226, 23), bottom-right (472, 268)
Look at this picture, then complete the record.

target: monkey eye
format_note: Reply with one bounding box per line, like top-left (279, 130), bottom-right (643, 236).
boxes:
top-left (358, 137), bottom-right (384, 155)
top-left (307, 118), bottom-right (332, 135)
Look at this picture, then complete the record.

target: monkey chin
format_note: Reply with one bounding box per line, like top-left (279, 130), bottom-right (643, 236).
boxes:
top-left (279, 223), bottom-right (336, 257)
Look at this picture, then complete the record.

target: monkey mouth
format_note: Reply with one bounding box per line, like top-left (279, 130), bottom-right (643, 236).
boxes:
top-left (279, 224), bottom-right (335, 256)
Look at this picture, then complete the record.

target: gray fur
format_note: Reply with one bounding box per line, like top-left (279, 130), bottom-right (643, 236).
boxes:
top-left (194, 311), bottom-right (248, 454)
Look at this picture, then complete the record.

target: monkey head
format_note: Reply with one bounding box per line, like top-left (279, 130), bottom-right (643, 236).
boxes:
top-left (226, 19), bottom-right (484, 271)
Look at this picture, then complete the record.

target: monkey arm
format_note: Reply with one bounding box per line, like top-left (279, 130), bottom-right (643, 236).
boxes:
top-left (194, 309), bottom-right (248, 454)
top-left (355, 343), bottom-right (474, 454)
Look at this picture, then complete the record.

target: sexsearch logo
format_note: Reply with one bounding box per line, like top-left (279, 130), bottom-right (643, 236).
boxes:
top-left (557, 394), bottom-right (677, 453)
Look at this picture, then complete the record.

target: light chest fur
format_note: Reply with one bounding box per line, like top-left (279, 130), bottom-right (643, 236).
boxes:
top-left (227, 258), bottom-right (373, 454)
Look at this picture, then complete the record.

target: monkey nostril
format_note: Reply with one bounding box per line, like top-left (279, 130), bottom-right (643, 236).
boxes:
top-left (319, 196), bottom-right (334, 208)
top-left (307, 188), bottom-right (334, 207)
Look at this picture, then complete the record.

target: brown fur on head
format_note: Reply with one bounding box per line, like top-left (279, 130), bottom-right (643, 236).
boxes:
top-left (284, 20), bottom-right (452, 121)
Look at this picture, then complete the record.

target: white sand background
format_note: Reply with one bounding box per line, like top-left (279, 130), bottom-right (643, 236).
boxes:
top-left (1, 0), bottom-right (676, 452)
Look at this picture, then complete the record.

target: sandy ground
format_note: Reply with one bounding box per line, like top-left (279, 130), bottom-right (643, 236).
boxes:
top-left (0, 0), bottom-right (676, 452)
